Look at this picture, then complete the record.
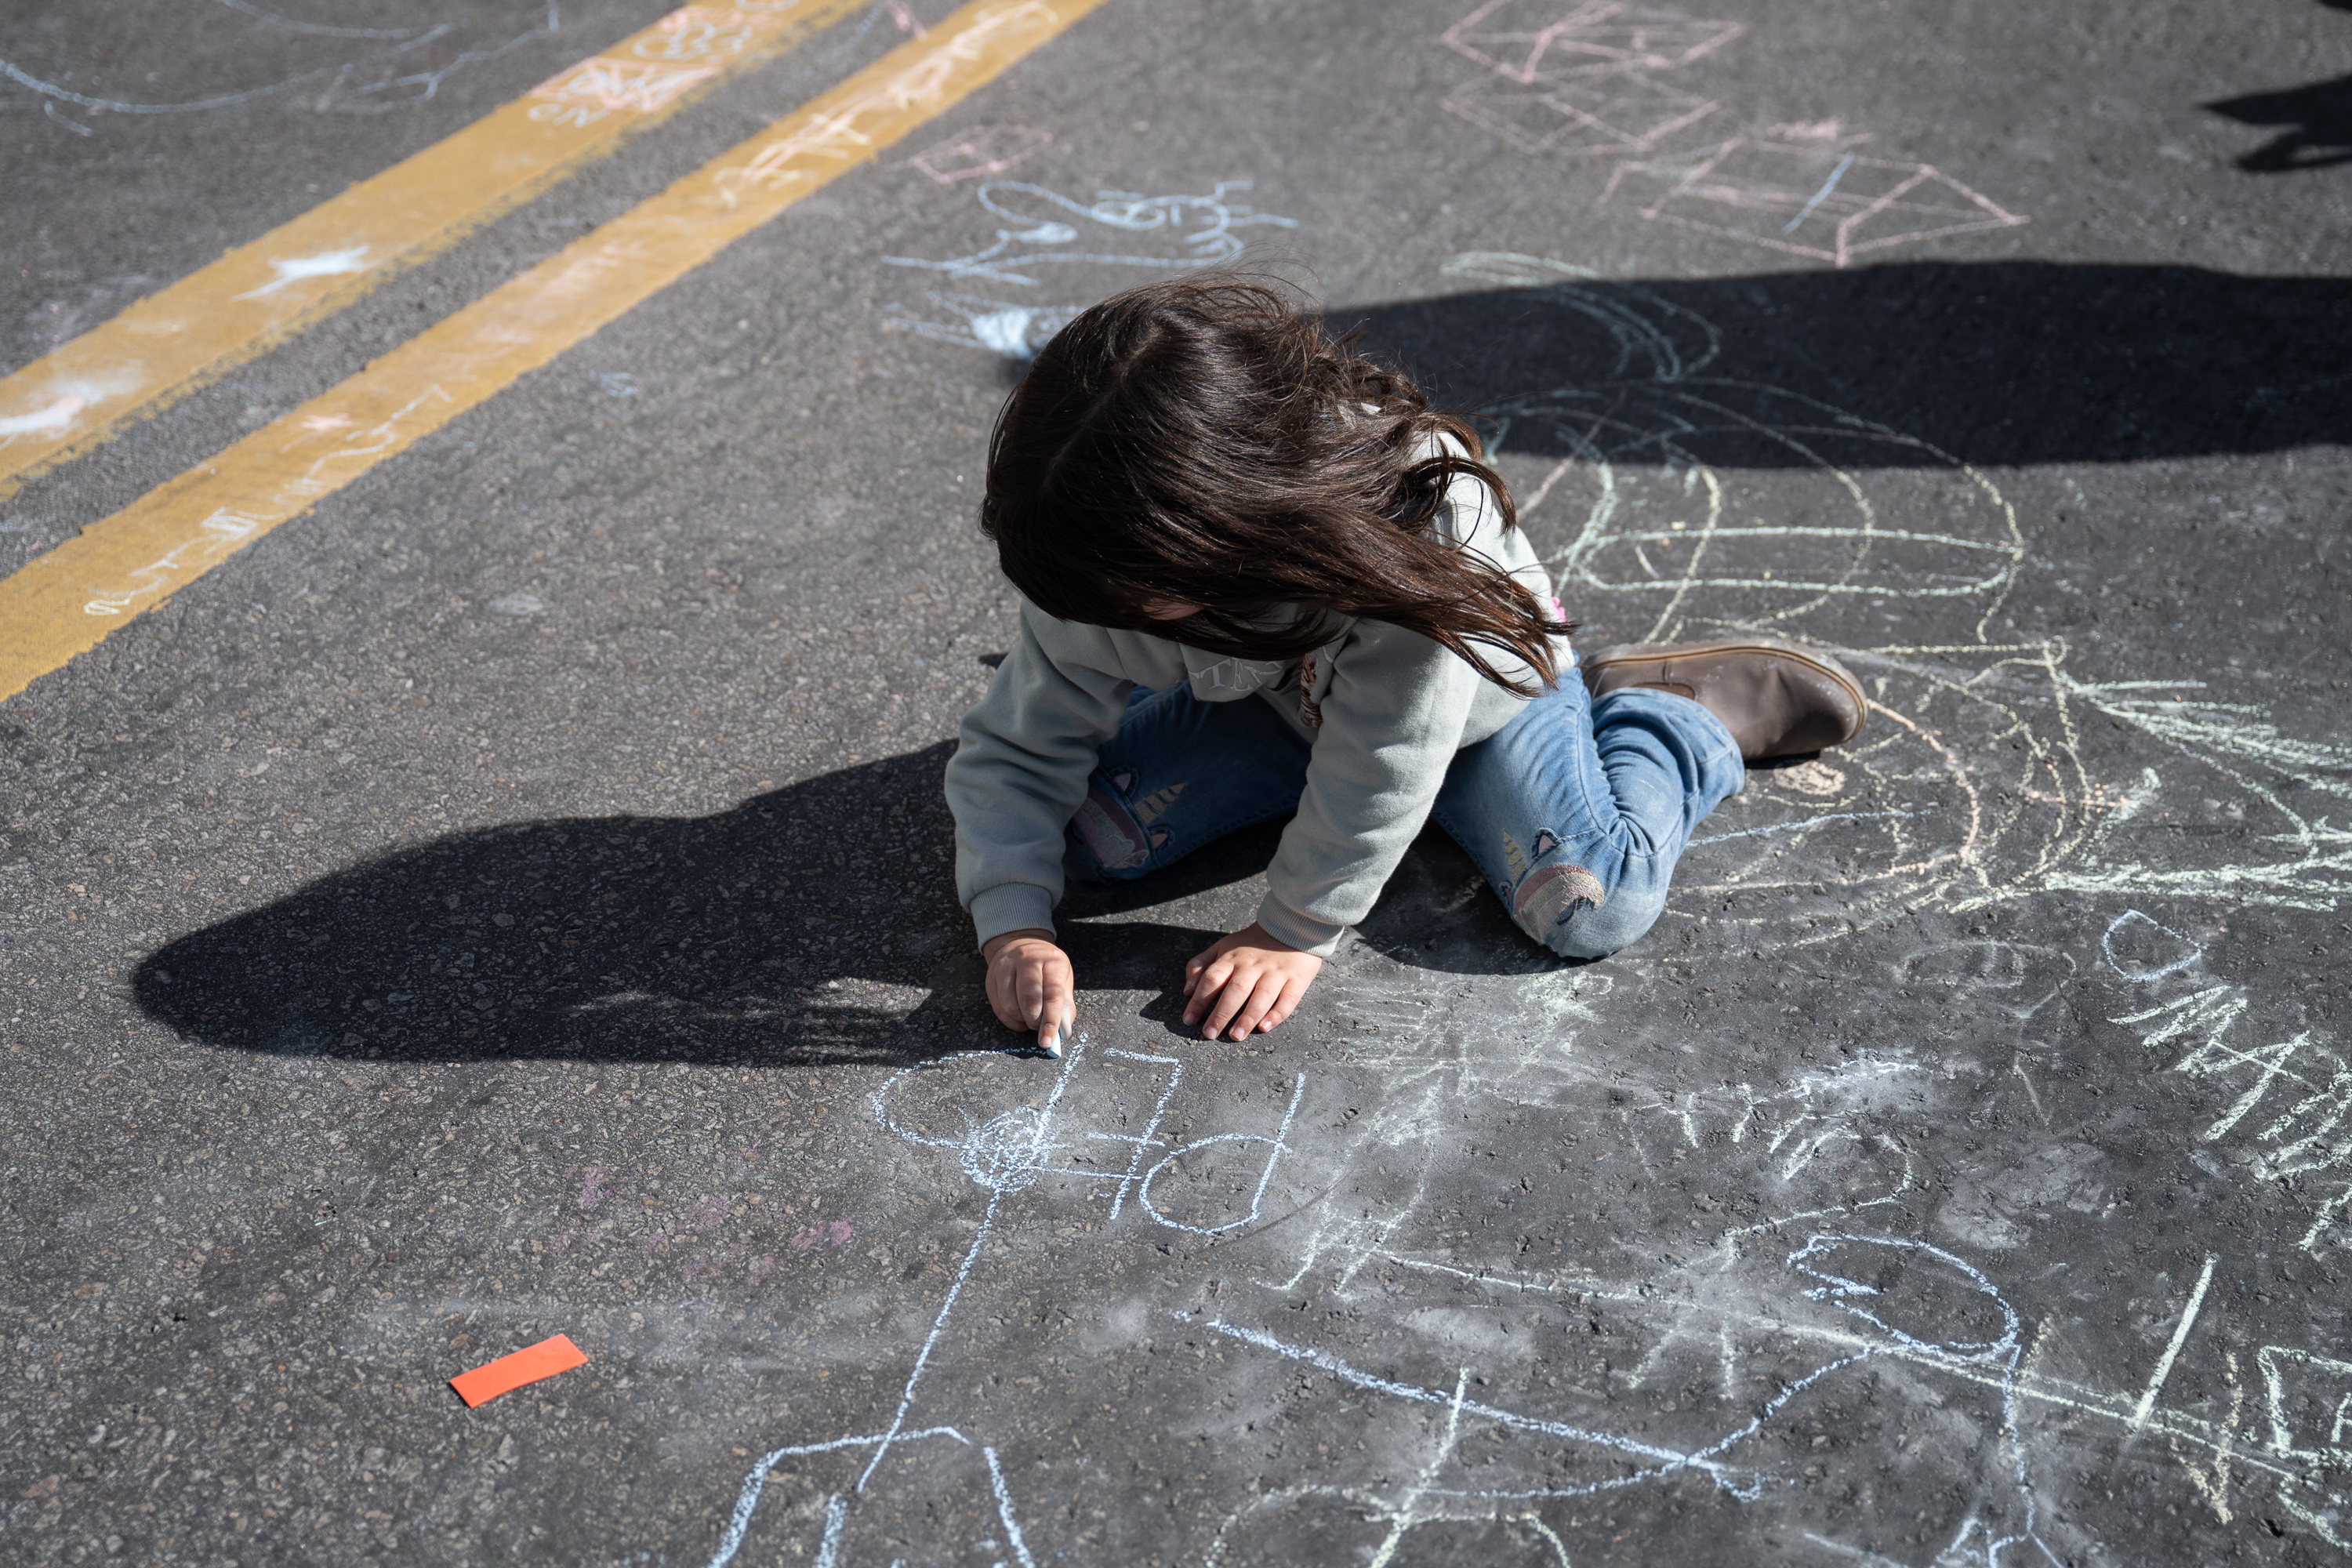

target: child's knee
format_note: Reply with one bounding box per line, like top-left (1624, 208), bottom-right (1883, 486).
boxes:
top-left (1534, 881), bottom-right (1666, 960)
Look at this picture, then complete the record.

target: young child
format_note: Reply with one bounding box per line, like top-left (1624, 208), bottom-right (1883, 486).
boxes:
top-left (945, 276), bottom-right (1864, 1054)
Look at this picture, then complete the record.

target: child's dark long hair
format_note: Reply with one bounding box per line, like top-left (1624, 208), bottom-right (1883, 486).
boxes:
top-left (979, 274), bottom-right (1564, 695)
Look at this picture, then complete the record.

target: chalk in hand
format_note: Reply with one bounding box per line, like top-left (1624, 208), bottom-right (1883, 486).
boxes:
top-left (448, 1332), bottom-right (588, 1407)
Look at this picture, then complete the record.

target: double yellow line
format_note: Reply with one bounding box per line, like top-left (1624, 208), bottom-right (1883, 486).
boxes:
top-left (0, 0), bottom-right (1101, 703)
top-left (0, 0), bottom-right (869, 499)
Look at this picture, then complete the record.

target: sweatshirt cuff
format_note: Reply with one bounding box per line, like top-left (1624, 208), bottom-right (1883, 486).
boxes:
top-left (970, 882), bottom-right (1058, 953)
top-left (1254, 893), bottom-right (1349, 960)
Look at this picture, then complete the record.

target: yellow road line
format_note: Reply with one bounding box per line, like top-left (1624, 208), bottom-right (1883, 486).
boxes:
top-left (0, 0), bottom-right (872, 502)
top-left (0, 0), bottom-right (1098, 706)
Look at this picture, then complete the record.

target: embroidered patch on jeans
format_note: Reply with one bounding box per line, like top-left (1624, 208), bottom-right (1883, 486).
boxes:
top-left (1514, 861), bottom-right (1605, 938)
top-left (1072, 783), bottom-right (1152, 870)
top-left (1131, 781), bottom-right (1186, 825)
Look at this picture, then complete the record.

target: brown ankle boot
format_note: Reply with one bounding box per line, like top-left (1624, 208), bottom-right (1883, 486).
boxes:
top-left (1581, 635), bottom-right (1866, 760)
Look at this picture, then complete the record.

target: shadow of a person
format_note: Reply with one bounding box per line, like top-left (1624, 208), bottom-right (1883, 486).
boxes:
top-left (133, 735), bottom-right (1584, 1074)
top-left (136, 746), bottom-right (996, 1069)
top-left (2208, 72), bottom-right (2352, 172)
top-left (1336, 259), bottom-right (2352, 468)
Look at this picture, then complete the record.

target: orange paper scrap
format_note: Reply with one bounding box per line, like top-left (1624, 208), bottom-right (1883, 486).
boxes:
top-left (449, 1333), bottom-right (588, 1407)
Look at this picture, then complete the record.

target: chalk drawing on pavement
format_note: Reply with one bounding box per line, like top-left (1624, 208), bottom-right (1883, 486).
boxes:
top-left (2112, 981), bottom-right (2352, 1257)
top-left (1196, 1233), bottom-right (2050, 1568)
top-left (1439, 0), bottom-right (1744, 82)
top-left (902, 123), bottom-right (1055, 183)
top-left (1434, 1), bottom-right (2026, 265)
top-left (881, 179), bottom-right (1299, 358)
top-left (1606, 135), bottom-right (2030, 267)
top-left (701, 1037), bottom-right (1306, 1564)
top-left (1, 0), bottom-right (561, 126)
top-left (889, 292), bottom-right (1086, 359)
top-left (1441, 67), bottom-right (1721, 157)
top-left (1437, 251), bottom-right (2352, 938)
top-left (667, 939), bottom-right (2352, 1564)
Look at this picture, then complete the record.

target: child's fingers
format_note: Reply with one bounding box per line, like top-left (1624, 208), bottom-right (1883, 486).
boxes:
top-left (985, 961), bottom-right (1024, 1031)
top-left (1256, 973), bottom-right (1308, 1033)
top-left (1184, 958), bottom-right (1236, 1028)
top-left (1189, 969), bottom-right (1221, 1033)
top-left (1198, 962), bottom-right (1257, 1038)
top-left (1017, 960), bottom-right (1049, 1030)
top-left (988, 946), bottom-right (1025, 1029)
top-left (1038, 963), bottom-right (1075, 1053)
top-left (985, 938), bottom-right (1075, 1042)
top-left (1226, 971), bottom-right (1287, 1040)
top-left (1185, 973), bottom-right (1242, 1034)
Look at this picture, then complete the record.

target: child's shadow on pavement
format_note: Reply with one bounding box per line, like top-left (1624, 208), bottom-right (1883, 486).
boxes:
top-left (136, 745), bottom-right (1000, 1070)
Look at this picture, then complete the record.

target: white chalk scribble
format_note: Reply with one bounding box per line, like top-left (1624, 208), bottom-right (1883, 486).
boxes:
top-left (882, 180), bottom-right (1298, 357)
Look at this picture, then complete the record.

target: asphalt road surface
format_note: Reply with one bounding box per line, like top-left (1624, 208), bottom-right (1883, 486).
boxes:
top-left (4, 1), bottom-right (2350, 1564)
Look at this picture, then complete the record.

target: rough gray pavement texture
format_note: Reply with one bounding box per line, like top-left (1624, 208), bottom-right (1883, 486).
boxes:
top-left (3, 0), bottom-right (2350, 1564)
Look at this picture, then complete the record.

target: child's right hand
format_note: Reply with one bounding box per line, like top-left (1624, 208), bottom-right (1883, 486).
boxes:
top-left (982, 927), bottom-right (1075, 1054)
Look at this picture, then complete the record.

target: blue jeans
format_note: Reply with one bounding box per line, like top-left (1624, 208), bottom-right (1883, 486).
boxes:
top-left (1064, 661), bottom-right (1745, 960)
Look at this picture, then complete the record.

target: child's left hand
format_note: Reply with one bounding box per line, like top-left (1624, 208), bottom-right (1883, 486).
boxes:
top-left (1182, 922), bottom-right (1323, 1041)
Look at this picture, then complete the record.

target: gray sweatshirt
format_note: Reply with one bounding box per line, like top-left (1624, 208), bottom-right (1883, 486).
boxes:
top-left (946, 452), bottom-right (1563, 958)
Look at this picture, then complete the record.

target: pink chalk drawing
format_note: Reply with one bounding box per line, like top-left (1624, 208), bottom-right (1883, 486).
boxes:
top-left (905, 124), bottom-right (1054, 183)
top-left (529, 56), bottom-right (720, 114)
top-left (1759, 118), bottom-right (1873, 147)
top-left (1434, 0), bottom-right (2028, 261)
top-left (576, 1163), bottom-right (631, 1207)
top-left (792, 1218), bottom-right (855, 1250)
top-left (1606, 136), bottom-right (2030, 267)
top-left (1440, 0), bottom-right (1743, 84)
top-left (1441, 69), bottom-right (1720, 156)
top-left (1436, 0), bottom-right (1738, 158)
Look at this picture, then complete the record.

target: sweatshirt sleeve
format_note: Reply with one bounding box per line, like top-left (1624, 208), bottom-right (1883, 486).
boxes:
top-left (946, 602), bottom-right (1134, 951)
top-left (1253, 615), bottom-right (1485, 957)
